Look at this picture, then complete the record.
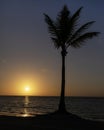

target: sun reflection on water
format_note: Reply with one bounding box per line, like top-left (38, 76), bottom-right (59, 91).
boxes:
top-left (25, 96), bottom-right (29, 105)
top-left (22, 96), bottom-right (30, 117)
top-left (22, 108), bottom-right (29, 117)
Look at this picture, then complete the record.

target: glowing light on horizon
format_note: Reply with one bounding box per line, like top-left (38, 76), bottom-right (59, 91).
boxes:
top-left (25, 86), bottom-right (30, 92)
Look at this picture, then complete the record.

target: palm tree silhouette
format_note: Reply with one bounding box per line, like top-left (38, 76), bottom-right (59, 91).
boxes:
top-left (44, 5), bottom-right (100, 113)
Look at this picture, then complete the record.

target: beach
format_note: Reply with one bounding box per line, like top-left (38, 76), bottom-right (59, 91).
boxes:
top-left (0, 112), bottom-right (104, 130)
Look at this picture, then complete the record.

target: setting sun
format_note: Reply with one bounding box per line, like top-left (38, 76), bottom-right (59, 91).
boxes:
top-left (25, 86), bottom-right (30, 92)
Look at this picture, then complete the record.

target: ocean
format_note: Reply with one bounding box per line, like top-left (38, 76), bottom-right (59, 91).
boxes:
top-left (0, 96), bottom-right (104, 121)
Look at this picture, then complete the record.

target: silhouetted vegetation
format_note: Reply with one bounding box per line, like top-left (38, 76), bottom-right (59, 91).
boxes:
top-left (44, 5), bottom-right (100, 113)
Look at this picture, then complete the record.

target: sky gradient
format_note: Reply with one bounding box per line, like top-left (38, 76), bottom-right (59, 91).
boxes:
top-left (0, 0), bottom-right (104, 96)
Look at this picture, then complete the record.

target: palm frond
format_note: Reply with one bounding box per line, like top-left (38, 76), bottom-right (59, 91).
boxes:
top-left (70, 32), bottom-right (100, 48)
top-left (44, 14), bottom-right (59, 39)
top-left (56, 5), bottom-right (71, 44)
top-left (66, 7), bottom-right (83, 40)
top-left (71, 7), bottom-right (83, 22)
top-left (69, 7), bottom-right (83, 28)
top-left (59, 5), bottom-right (70, 18)
top-left (51, 37), bottom-right (61, 49)
top-left (67, 21), bottom-right (95, 44)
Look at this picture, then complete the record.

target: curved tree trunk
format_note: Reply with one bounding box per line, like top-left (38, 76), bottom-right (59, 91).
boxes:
top-left (58, 49), bottom-right (67, 113)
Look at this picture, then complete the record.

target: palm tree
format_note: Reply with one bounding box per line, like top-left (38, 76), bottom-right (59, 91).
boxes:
top-left (44, 5), bottom-right (100, 113)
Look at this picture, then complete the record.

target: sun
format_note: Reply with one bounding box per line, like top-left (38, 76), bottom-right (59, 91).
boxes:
top-left (25, 86), bottom-right (30, 92)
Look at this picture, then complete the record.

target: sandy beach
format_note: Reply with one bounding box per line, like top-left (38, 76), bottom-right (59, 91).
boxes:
top-left (0, 112), bottom-right (104, 130)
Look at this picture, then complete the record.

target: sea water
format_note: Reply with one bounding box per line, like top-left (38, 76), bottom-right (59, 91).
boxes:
top-left (0, 96), bottom-right (104, 121)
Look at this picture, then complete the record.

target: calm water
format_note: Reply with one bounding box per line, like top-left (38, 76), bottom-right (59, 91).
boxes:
top-left (0, 96), bottom-right (104, 121)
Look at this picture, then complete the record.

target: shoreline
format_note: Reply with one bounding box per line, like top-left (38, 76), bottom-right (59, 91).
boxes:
top-left (0, 112), bottom-right (104, 130)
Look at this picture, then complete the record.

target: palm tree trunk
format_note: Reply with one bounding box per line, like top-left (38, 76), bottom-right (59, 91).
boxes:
top-left (58, 50), bottom-right (67, 113)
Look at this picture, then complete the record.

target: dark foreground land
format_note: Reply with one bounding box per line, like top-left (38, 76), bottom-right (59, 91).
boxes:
top-left (0, 112), bottom-right (104, 130)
